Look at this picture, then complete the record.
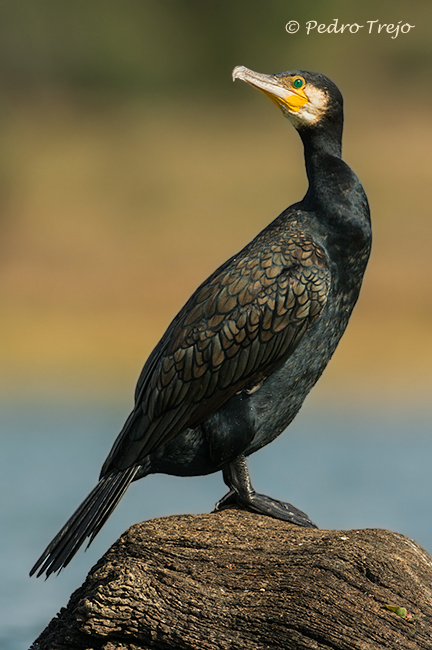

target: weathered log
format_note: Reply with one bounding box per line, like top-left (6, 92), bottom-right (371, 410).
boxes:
top-left (30, 509), bottom-right (432, 649)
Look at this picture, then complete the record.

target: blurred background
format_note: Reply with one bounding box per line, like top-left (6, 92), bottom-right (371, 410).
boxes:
top-left (0, 1), bottom-right (431, 648)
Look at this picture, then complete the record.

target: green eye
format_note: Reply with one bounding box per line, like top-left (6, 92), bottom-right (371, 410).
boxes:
top-left (293, 78), bottom-right (304, 89)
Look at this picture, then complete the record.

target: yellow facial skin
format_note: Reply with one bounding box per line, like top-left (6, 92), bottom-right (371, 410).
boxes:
top-left (269, 76), bottom-right (308, 113)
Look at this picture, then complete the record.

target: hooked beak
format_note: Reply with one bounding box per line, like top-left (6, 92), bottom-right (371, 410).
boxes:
top-left (232, 66), bottom-right (308, 114)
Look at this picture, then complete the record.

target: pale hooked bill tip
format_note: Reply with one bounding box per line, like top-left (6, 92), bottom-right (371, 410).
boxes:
top-left (232, 65), bottom-right (250, 82)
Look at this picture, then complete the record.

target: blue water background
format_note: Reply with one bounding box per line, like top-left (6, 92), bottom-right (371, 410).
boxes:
top-left (1, 397), bottom-right (431, 650)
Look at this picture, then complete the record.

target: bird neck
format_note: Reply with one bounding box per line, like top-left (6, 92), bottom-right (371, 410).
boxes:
top-left (299, 125), bottom-right (350, 210)
top-left (297, 123), bottom-right (371, 265)
top-left (301, 124), bottom-right (342, 171)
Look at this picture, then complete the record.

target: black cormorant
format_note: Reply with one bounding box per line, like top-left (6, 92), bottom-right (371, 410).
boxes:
top-left (31, 66), bottom-right (371, 578)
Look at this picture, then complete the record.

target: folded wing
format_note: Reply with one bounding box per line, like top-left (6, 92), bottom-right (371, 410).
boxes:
top-left (101, 227), bottom-right (331, 475)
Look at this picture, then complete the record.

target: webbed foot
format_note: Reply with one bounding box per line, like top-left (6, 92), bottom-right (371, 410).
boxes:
top-left (214, 455), bottom-right (318, 529)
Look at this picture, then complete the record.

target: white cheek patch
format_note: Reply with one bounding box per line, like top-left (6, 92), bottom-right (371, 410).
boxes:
top-left (288, 85), bottom-right (328, 127)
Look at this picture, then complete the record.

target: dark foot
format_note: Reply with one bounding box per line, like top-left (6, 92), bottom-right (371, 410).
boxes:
top-left (214, 455), bottom-right (318, 529)
top-left (215, 489), bottom-right (317, 528)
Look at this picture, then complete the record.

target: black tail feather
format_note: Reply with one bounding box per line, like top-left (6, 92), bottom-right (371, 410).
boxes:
top-left (30, 466), bottom-right (140, 578)
top-left (88, 469), bottom-right (137, 544)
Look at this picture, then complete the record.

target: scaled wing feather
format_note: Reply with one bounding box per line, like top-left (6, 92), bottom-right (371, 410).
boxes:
top-left (102, 223), bottom-right (330, 475)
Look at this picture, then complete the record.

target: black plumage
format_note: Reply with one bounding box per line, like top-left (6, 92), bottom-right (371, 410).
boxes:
top-left (31, 66), bottom-right (371, 578)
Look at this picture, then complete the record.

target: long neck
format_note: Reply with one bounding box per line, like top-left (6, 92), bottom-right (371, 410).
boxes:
top-left (297, 120), bottom-right (371, 264)
top-left (299, 123), bottom-right (344, 208)
top-left (301, 123), bottom-right (342, 162)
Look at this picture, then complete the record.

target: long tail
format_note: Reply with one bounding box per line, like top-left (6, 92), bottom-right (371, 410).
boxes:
top-left (30, 465), bottom-right (140, 578)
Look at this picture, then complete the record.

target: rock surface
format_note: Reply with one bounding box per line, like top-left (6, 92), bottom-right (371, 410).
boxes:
top-left (31, 509), bottom-right (432, 649)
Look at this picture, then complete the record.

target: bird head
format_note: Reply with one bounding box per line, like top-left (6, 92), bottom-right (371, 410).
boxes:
top-left (232, 66), bottom-right (343, 132)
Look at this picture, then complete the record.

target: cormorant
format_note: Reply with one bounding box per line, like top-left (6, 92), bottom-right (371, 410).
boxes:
top-left (31, 66), bottom-right (371, 578)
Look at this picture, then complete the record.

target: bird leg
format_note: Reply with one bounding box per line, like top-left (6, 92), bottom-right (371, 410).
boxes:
top-left (215, 455), bottom-right (318, 528)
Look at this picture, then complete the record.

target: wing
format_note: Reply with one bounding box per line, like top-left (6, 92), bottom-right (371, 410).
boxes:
top-left (101, 226), bottom-right (330, 475)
